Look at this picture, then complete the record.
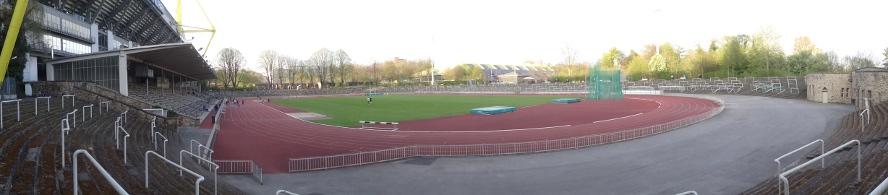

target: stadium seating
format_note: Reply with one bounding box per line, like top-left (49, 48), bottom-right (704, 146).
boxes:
top-left (0, 97), bottom-right (243, 194)
top-left (128, 83), bottom-right (218, 119)
top-left (741, 101), bottom-right (888, 194)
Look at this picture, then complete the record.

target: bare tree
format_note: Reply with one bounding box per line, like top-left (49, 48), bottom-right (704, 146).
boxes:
top-left (310, 48), bottom-right (333, 88)
top-left (215, 48), bottom-right (246, 89)
top-left (258, 50), bottom-right (279, 89)
top-left (287, 57), bottom-right (300, 88)
top-left (334, 49), bottom-right (353, 86)
top-left (276, 55), bottom-right (288, 88)
top-left (561, 44), bottom-right (579, 79)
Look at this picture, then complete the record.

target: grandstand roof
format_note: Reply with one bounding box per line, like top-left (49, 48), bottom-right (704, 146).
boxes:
top-left (47, 43), bottom-right (215, 80)
top-left (37, 0), bottom-right (182, 45)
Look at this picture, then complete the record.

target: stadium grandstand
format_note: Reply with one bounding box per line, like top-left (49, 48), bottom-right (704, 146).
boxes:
top-left (4, 0), bottom-right (888, 194)
top-left (458, 63), bottom-right (555, 84)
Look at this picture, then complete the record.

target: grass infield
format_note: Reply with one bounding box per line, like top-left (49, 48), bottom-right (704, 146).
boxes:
top-left (272, 94), bottom-right (578, 127)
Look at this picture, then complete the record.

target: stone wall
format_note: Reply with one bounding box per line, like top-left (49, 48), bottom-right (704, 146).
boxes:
top-left (29, 81), bottom-right (200, 127)
top-left (851, 68), bottom-right (888, 109)
top-left (805, 74), bottom-right (851, 104)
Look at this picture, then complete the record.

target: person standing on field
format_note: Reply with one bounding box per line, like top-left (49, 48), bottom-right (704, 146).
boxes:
top-left (367, 97), bottom-right (372, 104)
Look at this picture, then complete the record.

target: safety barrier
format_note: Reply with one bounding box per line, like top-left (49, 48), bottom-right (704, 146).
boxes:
top-left (860, 109), bottom-right (870, 132)
top-left (62, 94), bottom-right (75, 109)
top-left (82, 104), bottom-right (93, 121)
top-left (289, 98), bottom-right (724, 172)
top-left (98, 101), bottom-right (109, 113)
top-left (277, 190), bottom-right (298, 195)
top-left (774, 139), bottom-right (824, 194)
top-left (154, 132), bottom-right (168, 158)
top-left (675, 191), bottom-right (697, 195)
top-left (150, 116), bottom-right (157, 142)
top-left (116, 125), bottom-right (130, 163)
top-left (180, 150), bottom-right (218, 194)
top-left (60, 119), bottom-right (71, 168)
top-left (145, 150), bottom-right (204, 195)
top-left (215, 160), bottom-right (263, 184)
top-left (779, 140), bottom-right (860, 195)
top-left (35, 96), bottom-right (50, 115)
top-left (72, 150), bottom-right (129, 195)
top-left (870, 177), bottom-right (888, 195)
top-left (1, 99), bottom-right (20, 128)
top-left (66, 109), bottom-right (77, 128)
top-left (190, 139), bottom-right (214, 160)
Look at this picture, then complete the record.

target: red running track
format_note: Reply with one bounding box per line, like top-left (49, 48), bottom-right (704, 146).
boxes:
top-left (212, 95), bottom-right (719, 173)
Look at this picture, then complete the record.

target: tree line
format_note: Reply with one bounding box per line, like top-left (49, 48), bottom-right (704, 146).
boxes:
top-left (212, 48), bottom-right (433, 89)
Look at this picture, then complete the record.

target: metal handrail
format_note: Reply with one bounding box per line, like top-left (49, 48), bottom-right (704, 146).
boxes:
top-left (61, 94), bottom-right (74, 109)
top-left (1, 99), bottom-right (20, 128)
top-left (154, 132), bottom-right (168, 157)
top-left (98, 101), bottom-right (109, 113)
top-left (181, 150), bottom-right (219, 195)
top-left (860, 109), bottom-right (869, 132)
top-left (82, 104), bottom-right (93, 120)
top-left (774, 139), bottom-right (824, 194)
top-left (66, 109), bottom-right (77, 128)
top-left (73, 150), bottom-right (129, 195)
top-left (276, 190), bottom-right (299, 195)
top-left (60, 119), bottom-right (70, 168)
top-left (870, 177), bottom-right (888, 195)
top-left (145, 150), bottom-right (204, 195)
top-left (779, 140), bottom-right (860, 194)
top-left (35, 96), bottom-right (50, 115)
top-left (675, 191), bottom-right (698, 195)
top-left (116, 126), bottom-right (130, 163)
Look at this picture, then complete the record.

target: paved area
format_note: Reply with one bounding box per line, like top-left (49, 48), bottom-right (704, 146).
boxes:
top-left (218, 95), bottom-right (854, 195)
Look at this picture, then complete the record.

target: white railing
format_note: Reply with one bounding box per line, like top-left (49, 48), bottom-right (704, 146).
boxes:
top-left (180, 150), bottom-right (218, 195)
top-left (62, 94), bottom-right (75, 109)
top-left (154, 132), bottom-right (168, 157)
top-left (72, 150), bottom-right (129, 195)
top-left (60, 119), bottom-right (71, 168)
top-left (150, 116), bottom-right (157, 142)
top-left (116, 125), bottom-right (130, 163)
top-left (860, 109), bottom-right (870, 132)
top-left (190, 139), bottom-right (214, 160)
top-left (675, 191), bottom-right (698, 195)
top-left (289, 100), bottom-right (724, 172)
top-left (277, 190), bottom-right (298, 195)
top-left (779, 140), bottom-right (860, 195)
top-left (774, 139), bottom-right (824, 194)
top-left (870, 177), bottom-right (888, 195)
top-left (82, 104), bottom-right (93, 121)
top-left (215, 160), bottom-right (263, 184)
top-left (66, 109), bottom-right (77, 128)
top-left (121, 109), bottom-right (128, 123)
top-left (35, 96), bottom-right (50, 115)
top-left (98, 101), bottom-right (109, 113)
top-left (145, 150), bottom-right (204, 195)
top-left (1, 99), bottom-right (21, 128)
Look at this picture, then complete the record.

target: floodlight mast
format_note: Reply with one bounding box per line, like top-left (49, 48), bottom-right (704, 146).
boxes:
top-left (176, 0), bottom-right (216, 57)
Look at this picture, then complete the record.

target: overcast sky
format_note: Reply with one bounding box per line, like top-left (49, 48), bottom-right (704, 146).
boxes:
top-left (163, 0), bottom-right (888, 71)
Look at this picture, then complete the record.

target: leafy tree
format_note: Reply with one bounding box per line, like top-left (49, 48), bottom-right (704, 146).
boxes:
top-left (598, 47), bottom-right (623, 69)
top-left (648, 54), bottom-right (666, 72)
top-left (720, 36), bottom-right (749, 77)
top-left (793, 36), bottom-right (821, 54)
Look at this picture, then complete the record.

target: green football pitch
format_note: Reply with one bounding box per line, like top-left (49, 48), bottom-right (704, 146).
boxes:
top-left (272, 95), bottom-right (577, 127)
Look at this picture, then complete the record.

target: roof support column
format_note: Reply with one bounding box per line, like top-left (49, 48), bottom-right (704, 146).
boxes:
top-left (118, 51), bottom-right (129, 96)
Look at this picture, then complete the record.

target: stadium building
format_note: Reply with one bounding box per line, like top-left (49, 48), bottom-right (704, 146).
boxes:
top-left (459, 63), bottom-right (554, 84)
top-left (3, 0), bottom-right (213, 98)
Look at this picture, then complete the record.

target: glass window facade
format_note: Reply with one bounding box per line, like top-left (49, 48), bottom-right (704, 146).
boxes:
top-left (53, 56), bottom-right (120, 92)
top-left (43, 34), bottom-right (91, 55)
